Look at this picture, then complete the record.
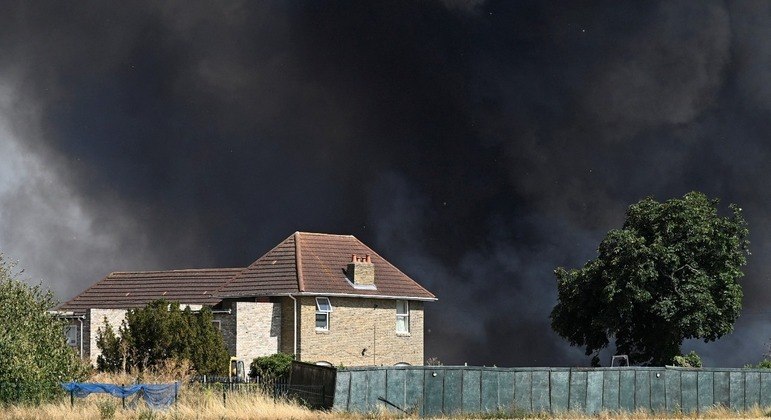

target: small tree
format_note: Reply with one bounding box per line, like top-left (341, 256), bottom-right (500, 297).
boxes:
top-left (96, 299), bottom-right (228, 375)
top-left (0, 255), bottom-right (88, 403)
top-left (551, 192), bottom-right (749, 366)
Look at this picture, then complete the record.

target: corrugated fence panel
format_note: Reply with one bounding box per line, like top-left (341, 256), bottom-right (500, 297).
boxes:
top-left (680, 371), bottom-right (697, 413)
top-left (443, 369), bottom-right (463, 415)
top-left (514, 371), bottom-right (532, 412)
top-left (498, 370), bottom-right (515, 411)
top-left (665, 369), bottom-right (681, 412)
top-left (367, 369), bottom-right (386, 412)
top-left (334, 367), bottom-right (771, 415)
top-left (481, 369), bottom-right (499, 412)
top-left (404, 369), bottom-right (424, 415)
top-left (730, 371), bottom-right (745, 410)
top-left (569, 370), bottom-right (587, 411)
top-left (423, 369), bottom-right (444, 416)
top-left (334, 370), bottom-right (351, 410)
top-left (348, 370), bottom-right (369, 413)
top-left (603, 370), bottom-right (620, 411)
top-left (746, 371), bottom-right (761, 409)
top-left (634, 370), bottom-right (650, 411)
top-left (385, 369), bottom-right (405, 412)
top-left (619, 370), bottom-right (635, 412)
top-left (761, 372), bottom-right (771, 408)
top-left (585, 371), bottom-right (604, 415)
top-left (531, 370), bottom-right (550, 412)
top-left (650, 370), bottom-right (667, 412)
top-left (714, 371), bottom-right (730, 407)
top-left (550, 370), bottom-right (570, 413)
top-left (462, 369), bottom-right (482, 413)
top-left (697, 370), bottom-right (713, 412)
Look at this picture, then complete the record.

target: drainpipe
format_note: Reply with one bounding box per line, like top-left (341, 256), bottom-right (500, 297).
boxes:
top-left (78, 317), bottom-right (84, 359)
top-left (289, 295), bottom-right (298, 358)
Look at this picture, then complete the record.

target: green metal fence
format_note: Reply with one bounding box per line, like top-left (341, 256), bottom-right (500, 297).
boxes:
top-left (333, 366), bottom-right (771, 415)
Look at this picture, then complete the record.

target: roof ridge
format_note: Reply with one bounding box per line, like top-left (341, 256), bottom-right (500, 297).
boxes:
top-left (296, 231), bottom-right (354, 237)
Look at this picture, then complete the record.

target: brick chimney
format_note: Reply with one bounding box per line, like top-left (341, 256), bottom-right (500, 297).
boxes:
top-left (348, 254), bottom-right (375, 285)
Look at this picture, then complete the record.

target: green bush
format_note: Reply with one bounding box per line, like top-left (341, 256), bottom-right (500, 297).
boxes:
top-left (96, 299), bottom-right (228, 375)
top-left (0, 255), bottom-right (88, 404)
top-left (745, 359), bottom-right (771, 369)
top-left (672, 351), bottom-right (703, 368)
top-left (249, 353), bottom-right (293, 380)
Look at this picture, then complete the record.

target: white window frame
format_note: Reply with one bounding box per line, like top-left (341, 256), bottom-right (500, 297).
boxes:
top-left (315, 297), bottom-right (332, 331)
top-left (396, 300), bottom-right (410, 334)
top-left (211, 320), bottom-right (222, 331)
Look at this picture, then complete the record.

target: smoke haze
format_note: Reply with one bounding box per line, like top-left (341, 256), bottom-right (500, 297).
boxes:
top-left (0, 0), bottom-right (770, 367)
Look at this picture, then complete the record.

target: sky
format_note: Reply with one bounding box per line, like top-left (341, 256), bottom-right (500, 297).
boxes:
top-left (0, 0), bottom-right (770, 367)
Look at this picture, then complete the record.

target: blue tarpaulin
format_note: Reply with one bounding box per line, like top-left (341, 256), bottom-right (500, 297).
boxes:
top-left (61, 382), bottom-right (178, 409)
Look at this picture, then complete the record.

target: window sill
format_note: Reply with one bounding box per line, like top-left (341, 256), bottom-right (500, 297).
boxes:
top-left (396, 332), bottom-right (411, 337)
top-left (315, 329), bottom-right (330, 334)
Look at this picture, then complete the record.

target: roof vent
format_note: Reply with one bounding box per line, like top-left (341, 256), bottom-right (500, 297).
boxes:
top-left (348, 254), bottom-right (374, 286)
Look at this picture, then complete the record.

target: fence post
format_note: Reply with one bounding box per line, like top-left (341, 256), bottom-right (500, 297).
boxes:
top-left (70, 388), bottom-right (74, 409)
top-left (121, 384), bottom-right (126, 409)
top-left (174, 381), bottom-right (178, 407)
top-left (223, 382), bottom-right (226, 407)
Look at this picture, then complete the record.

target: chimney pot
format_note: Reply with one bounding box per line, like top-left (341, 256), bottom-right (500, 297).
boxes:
top-left (348, 253), bottom-right (375, 285)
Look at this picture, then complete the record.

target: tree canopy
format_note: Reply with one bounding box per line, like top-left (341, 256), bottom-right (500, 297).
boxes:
top-left (97, 299), bottom-right (229, 375)
top-left (551, 192), bottom-right (749, 366)
top-left (0, 255), bottom-right (87, 403)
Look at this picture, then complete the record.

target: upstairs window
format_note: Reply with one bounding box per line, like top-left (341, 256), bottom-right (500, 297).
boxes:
top-left (396, 300), bottom-right (410, 334)
top-left (315, 297), bottom-right (332, 330)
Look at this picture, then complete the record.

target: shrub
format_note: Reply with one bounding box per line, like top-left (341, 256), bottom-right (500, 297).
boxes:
top-left (745, 359), bottom-right (771, 369)
top-left (672, 351), bottom-right (703, 368)
top-left (249, 353), bottom-right (293, 380)
top-left (0, 255), bottom-right (88, 404)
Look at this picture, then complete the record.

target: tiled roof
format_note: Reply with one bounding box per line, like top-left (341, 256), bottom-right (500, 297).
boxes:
top-left (217, 232), bottom-right (436, 300)
top-left (57, 268), bottom-right (242, 314)
top-left (59, 232), bottom-right (436, 312)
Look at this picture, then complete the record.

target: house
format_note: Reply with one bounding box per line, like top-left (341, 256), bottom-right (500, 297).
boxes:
top-left (56, 232), bottom-right (437, 367)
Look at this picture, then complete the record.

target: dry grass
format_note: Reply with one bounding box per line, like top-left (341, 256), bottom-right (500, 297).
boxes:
top-left (4, 388), bottom-right (334, 419)
top-left (4, 399), bottom-right (771, 419)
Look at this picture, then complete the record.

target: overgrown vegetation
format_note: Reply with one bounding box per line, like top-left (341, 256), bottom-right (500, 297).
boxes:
top-left (0, 254), bottom-right (88, 404)
top-left (552, 192), bottom-right (749, 366)
top-left (249, 353), bottom-right (293, 381)
top-left (671, 351), bottom-right (702, 368)
top-left (96, 299), bottom-right (228, 376)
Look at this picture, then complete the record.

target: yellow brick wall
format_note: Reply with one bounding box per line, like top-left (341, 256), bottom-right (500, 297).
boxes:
top-left (295, 297), bottom-right (424, 367)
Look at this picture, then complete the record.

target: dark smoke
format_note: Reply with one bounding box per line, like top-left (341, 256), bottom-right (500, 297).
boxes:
top-left (0, 0), bottom-right (770, 367)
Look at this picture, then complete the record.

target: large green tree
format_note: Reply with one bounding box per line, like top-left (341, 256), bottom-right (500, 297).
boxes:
top-left (551, 192), bottom-right (749, 366)
top-left (97, 299), bottom-right (228, 375)
top-left (0, 255), bottom-right (87, 403)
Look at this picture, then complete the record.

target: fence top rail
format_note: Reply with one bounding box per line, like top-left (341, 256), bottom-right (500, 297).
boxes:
top-left (338, 365), bottom-right (771, 373)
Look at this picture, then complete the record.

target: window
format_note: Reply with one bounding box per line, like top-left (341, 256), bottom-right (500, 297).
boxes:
top-left (396, 300), bottom-right (409, 334)
top-left (315, 297), bottom-right (332, 330)
top-left (211, 320), bottom-right (222, 331)
top-left (64, 325), bottom-right (78, 346)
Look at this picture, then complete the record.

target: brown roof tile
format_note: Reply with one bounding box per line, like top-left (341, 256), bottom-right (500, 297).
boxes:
top-left (218, 232), bottom-right (436, 300)
top-left (57, 268), bottom-right (242, 314)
